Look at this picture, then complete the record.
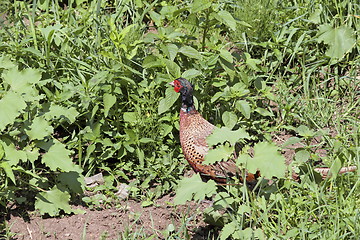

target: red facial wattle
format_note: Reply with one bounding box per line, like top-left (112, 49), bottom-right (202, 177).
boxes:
top-left (170, 80), bottom-right (182, 93)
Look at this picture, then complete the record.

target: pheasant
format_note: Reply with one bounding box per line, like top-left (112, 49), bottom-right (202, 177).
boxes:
top-left (169, 77), bottom-right (357, 185)
top-left (169, 77), bottom-right (259, 185)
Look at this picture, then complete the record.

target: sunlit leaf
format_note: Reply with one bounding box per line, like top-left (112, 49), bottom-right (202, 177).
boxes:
top-left (35, 186), bottom-right (73, 216)
top-left (222, 111), bottom-right (237, 129)
top-left (25, 116), bottom-right (54, 140)
top-left (0, 92), bottom-right (26, 131)
top-left (203, 144), bottom-right (233, 165)
top-left (207, 127), bottom-right (249, 146)
top-left (103, 93), bottom-right (116, 117)
top-left (236, 100), bottom-right (251, 119)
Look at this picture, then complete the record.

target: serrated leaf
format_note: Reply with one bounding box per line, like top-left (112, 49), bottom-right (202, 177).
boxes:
top-left (240, 142), bottom-right (286, 178)
top-left (203, 144), bottom-right (233, 165)
top-left (0, 55), bottom-right (16, 69)
top-left (25, 116), bottom-right (54, 140)
top-left (179, 46), bottom-right (202, 59)
top-left (220, 221), bottom-right (237, 240)
top-left (182, 69), bottom-right (202, 79)
top-left (44, 104), bottom-right (79, 123)
top-left (207, 127), bottom-right (249, 146)
top-left (158, 87), bottom-right (179, 114)
top-left (58, 172), bottom-right (85, 194)
top-left (103, 93), bottom-right (116, 117)
top-left (2, 67), bottom-right (41, 93)
top-left (317, 24), bottom-right (356, 60)
top-left (222, 111), bottom-right (237, 129)
top-left (174, 174), bottom-right (217, 205)
top-left (35, 186), bottom-right (73, 216)
top-left (0, 161), bottom-right (16, 184)
top-left (0, 92), bottom-right (26, 131)
top-left (236, 100), bottom-right (251, 119)
top-left (42, 140), bottom-right (81, 173)
top-left (1, 140), bottom-right (27, 166)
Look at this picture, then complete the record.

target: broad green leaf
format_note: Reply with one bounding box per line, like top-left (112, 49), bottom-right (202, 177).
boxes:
top-left (0, 92), bottom-right (26, 131)
top-left (216, 10), bottom-right (237, 31)
top-left (58, 172), bottom-right (85, 194)
top-left (103, 93), bottom-right (116, 117)
top-left (317, 24), bottom-right (356, 60)
top-left (0, 140), bottom-right (27, 166)
top-left (295, 150), bottom-right (310, 163)
top-left (158, 87), bottom-right (179, 114)
top-left (179, 46), bottom-right (202, 59)
top-left (123, 112), bottom-right (138, 123)
top-left (44, 104), bottom-right (79, 123)
top-left (220, 221), bottom-right (237, 240)
top-left (163, 59), bottom-right (181, 78)
top-left (163, 43), bottom-right (178, 61)
top-left (236, 100), bottom-right (251, 119)
top-left (219, 49), bottom-right (233, 63)
top-left (329, 157), bottom-right (342, 179)
top-left (0, 161), bottom-right (16, 184)
top-left (2, 67), bottom-right (41, 93)
top-left (35, 186), bottom-right (72, 216)
top-left (191, 0), bottom-right (211, 13)
top-left (282, 137), bottom-right (302, 147)
top-left (182, 69), bottom-right (202, 79)
top-left (0, 55), bottom-right (16, 69)
top-left (174, 174), bottom-right (217, 205)
top-left (207, 127), bottom-right (249, 146)
top-left (204, 144), bottom-right (233, 165)
top-left (222, 111), bottom-right (237, 129)
top-left (42, 140), bottom-right (81, 173)
top-left (25, 116), bottom-right (54, 140)
top-left (142, 55), bottom-right (162, 68)
top-left (239, 142), bottom-right (286, 178)
top-left (296, 125), bottom-right (315, 137)
top-left (255, 107), bottom-right (274, 117)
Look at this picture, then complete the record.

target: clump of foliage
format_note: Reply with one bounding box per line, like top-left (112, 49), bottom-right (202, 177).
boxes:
top-left (0, 0), bottom-right (359, 239)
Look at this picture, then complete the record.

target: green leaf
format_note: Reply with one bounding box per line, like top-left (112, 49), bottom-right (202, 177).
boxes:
top-left (0, 92), bottom-right (26, 131)
top-left (204, 144), bottom-right (233, 165)
top-left (42, 139), bottom-right (81, 173)
top-left (236, 100), bottom-right (251, 119)
top-left (174, 174), bottom-right (217, 205)
top-left (219, 49), bottom-right (233, 63)
top-left (220, 221), bottom-right (237, 240)
top-left (216, 10), bottom-right (237, 31)
top-left (317, 24), bottom-right (356, 61)
top-left (179, 46), bottom-right (202, 59)
top-left (163, 59), bottom-right (181, 78)
top-left (282, 137), bottom-right (302, 147)
top-left (103, 93), bottom-right (116, 117)
top-left (58, 172), bottom-right (85, 194)
top-left (182, 69), bottom-right (202, 79)
top-left (295, 150), bottom-right (310, 163)
top-left (123, 112), bottom-right (138, 123)
top-left (191, 0), bottom-right (211, 13)
top-left (163, 43), bottom-right (178, 61)
top-left (25, 116), bottom-right (54, 140)
top-left (222, 111), bottom-right (237, 129)
top-left (0, 161), bottom-right (16, 184)
top-left (158, 87), bottom-right (179, 114)
top-left (44, 104), bottom-right (79, 123)
top-left (2, 67), bottom-right (41, 93)
top-left (35, 186), bottom-right (73, 216)
top-left (1, 140), bottom-right (27, 166)
top-left (207, 127), bottom-right (249, 146)
top-left (296, 125), bottom-right (315, 137)
top-left (255, 107), bottom-right (273, 117)
top-left (239, 142), bottom-right (286, 179)
top-left (0, 55), bottom-right (16, 69)
top-left (329, 157), bottom-right (342, 179)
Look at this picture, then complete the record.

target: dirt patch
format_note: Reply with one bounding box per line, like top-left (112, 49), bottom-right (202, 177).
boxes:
top-left (7, 195), bottom-right (212, 240)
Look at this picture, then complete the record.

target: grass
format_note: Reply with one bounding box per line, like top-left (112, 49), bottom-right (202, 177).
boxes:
top-left (0, 0), bottom-right (359, 239)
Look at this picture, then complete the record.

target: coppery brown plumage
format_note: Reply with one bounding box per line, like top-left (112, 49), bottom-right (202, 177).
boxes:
top-left (169, 77), bottom-right (357, 185)
top-left (170, 78), bottom-right (259, 185)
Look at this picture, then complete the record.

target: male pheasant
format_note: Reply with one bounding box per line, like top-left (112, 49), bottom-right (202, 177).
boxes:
top-left (169, 77), bottom-right (357, 185)
top-left (169, 77), bottom-right (259, 185)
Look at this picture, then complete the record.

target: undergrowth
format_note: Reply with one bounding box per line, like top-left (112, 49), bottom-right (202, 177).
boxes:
top-left (0, 0), bottom-right (359, 239)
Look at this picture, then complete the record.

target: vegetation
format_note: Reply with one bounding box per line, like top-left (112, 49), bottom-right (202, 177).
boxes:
top-left (0, 0), bottom-right (359, 239)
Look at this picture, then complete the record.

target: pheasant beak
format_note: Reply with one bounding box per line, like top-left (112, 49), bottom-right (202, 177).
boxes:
top-left (169, 81), bottom-right (175, 87)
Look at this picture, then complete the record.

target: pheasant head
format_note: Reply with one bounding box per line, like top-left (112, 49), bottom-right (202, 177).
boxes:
top-left (169, 78), bottom-right (194, 112)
